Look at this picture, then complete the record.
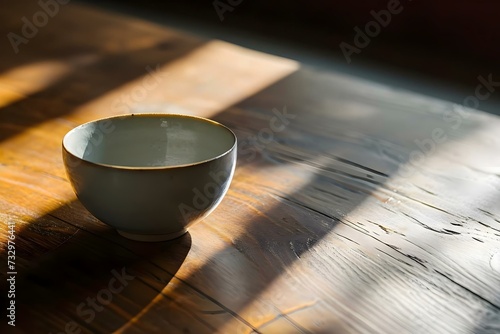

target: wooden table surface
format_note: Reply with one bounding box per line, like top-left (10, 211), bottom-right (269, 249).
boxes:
top-left (1, 2), bottom-right (500, 333)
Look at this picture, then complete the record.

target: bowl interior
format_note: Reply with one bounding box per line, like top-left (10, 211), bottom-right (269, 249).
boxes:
top-left (63, 115), bottom-right (236, 167)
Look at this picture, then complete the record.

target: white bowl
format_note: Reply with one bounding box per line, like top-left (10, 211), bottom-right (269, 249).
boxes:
top-left (62, 114), bottom-right (237, 242)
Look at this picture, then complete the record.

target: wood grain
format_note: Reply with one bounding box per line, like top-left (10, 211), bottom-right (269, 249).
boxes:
top-left (1, 1), bottom-right (500, 334)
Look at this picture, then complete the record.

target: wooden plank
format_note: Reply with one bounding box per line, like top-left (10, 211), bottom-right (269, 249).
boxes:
top-left (1, 1), bottom-right (500, 333)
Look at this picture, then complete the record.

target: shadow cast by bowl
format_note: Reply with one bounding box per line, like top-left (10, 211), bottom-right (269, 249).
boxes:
top-left (1, 202), bottom-right (192, 333)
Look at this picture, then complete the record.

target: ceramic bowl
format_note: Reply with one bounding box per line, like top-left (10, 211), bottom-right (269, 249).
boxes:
top-left (62, 114), bottom-right (237, 241)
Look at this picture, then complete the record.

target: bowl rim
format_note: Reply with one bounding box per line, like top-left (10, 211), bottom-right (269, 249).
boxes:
top-left (62, 113), bottom-right (237, 170)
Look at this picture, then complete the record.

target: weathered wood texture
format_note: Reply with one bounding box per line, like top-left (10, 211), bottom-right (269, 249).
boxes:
top-left (1, 1), bottom-right (500, 333)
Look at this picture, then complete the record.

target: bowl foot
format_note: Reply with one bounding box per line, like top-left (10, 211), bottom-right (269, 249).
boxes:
top-left (117, 229), bottom-right (187, 242)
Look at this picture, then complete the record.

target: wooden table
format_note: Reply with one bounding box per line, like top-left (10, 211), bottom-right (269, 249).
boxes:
top-left (1, 2), bottom-right (500, 333)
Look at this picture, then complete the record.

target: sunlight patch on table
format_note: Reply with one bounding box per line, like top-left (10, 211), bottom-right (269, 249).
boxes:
top-left (0, 60), bottom-right (71, 108)
top-left (66, 40), bottom-right (299, 122)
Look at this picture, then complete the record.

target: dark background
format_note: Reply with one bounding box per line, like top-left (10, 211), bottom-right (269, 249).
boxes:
top-left (80, 0), bottom-right (500, 114)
